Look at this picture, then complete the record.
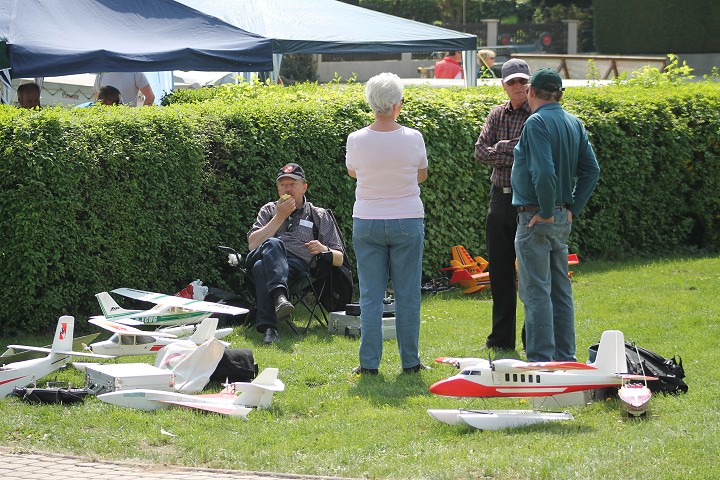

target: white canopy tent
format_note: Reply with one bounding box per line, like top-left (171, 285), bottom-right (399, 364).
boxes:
top-left (177, 0), bottom-right (479, 87)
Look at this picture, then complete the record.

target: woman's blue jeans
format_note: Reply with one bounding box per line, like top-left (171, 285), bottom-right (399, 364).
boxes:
top-left (515, 208), bottom-right (575, 362)
top-left (352, 218), bottom-right (424, 370)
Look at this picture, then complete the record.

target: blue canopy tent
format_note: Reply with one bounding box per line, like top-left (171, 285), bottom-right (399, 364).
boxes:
top-left (0, 0), bottom-right (273, 103)
top-left (176, 0), bottom-right (479, 87)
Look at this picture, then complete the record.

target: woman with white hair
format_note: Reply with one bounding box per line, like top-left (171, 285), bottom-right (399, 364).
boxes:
top-left (345, 72), bottom-right (429, 375)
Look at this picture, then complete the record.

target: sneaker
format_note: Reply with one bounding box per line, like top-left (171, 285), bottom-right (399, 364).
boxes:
top-left (403, 363), bottom-right (431, 374)
top-left (351, 366), bottom-right (379, 375)
top-left (263, 327), bottom-right (280, 344)
top-left (274, 295), bottom-right (294, 320)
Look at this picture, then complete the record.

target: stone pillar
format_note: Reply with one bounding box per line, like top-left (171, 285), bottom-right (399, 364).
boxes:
top-left (482, 19), bottom-right (499, 47)
top-left (563, 19), bottom-right (579, 54)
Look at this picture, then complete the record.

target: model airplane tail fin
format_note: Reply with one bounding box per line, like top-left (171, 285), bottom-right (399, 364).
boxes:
top-left (96, 292), bottom-right (135, 319)
top-left (591, 330), bottom-right (627, 374)
top-left (233, 367), bottom-right (284, 409)
top-left (50, 315), bottom-right (75, 354)
top-left (189, 317), bottom-right (218, 344)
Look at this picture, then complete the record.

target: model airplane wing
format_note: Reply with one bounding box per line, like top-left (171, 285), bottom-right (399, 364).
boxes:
top-left (90, 315), bottom-right (144, 326)
top-left (112, 288), bottom-right (248, 316)
top-left (511, 361), bottom-right (599, 371)
top-left (88, 317), bottom-right (177, 338)
top-left (619, 373), bottom-right (658, 381)
top-left (6, 344), bottom-right (114, 359)
top-left (157, 400), bottom-right (252, 418)
top-left (1, 333), bottom-right (100, 363)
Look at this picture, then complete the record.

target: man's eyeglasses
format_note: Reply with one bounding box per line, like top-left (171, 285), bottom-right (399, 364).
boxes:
top-left (505, 78), bottom-right (529, 87)
top-left (286, 214), bottom-right (294, 232)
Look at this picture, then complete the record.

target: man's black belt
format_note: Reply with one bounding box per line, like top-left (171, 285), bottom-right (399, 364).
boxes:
top-left (517, 204), bottom-right (566, 213)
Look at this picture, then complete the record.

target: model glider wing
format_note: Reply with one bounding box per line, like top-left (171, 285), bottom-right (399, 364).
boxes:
top-left (620, 374), bottom-right (658, 381)
top-left (6, 345), bottom-right (113, 359)
top-left (157, 400), bottom-right (252, 418)
top-left (1, 334), bottom-right (100, 363)
top-left (112, 288), bottom-right (248, 316)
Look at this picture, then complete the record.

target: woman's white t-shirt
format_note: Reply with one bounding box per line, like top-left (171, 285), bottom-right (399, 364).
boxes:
top-left (346, 126), bottom-right (428, 219)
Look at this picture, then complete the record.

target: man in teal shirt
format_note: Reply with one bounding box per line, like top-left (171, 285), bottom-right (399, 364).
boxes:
top-left (511, 68), bottom-right (600, 362)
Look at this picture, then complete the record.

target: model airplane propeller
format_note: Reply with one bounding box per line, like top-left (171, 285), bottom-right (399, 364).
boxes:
top-left (0, 316), bottom-right (113, 398)
top-left (97, 367), bottom-right (284, 418)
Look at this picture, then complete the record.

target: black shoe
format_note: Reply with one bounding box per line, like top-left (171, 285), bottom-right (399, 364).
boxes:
top-left (263, 327), bottom-right (280, 344)
top-left (351, 366), bottom-right (378, 375)
top-left (274, 295), bottom-right (294, 320)
top-left (403, 363), bottom-right (431, 374)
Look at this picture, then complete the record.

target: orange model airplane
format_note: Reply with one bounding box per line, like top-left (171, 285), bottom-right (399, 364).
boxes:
top-left (441, 245), bottom-right (579, 294)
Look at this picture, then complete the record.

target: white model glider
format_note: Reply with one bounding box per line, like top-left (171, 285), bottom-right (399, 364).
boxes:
top-left (0, 316), bottom-right (113, 398)
top-left (97, 367), bottom-right (284, 418)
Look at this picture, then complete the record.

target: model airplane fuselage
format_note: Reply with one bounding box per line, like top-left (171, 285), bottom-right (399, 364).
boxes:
top-left (430, 330), bottom-right (655, 399)
top-left (0, 316), bottom-right (112, 397)
top-left (93, 287), bottom-right (248, 327)
top-left (97, 367), bottom-right (284, 417)
top-left (87, 317), bottom-right (232, 357)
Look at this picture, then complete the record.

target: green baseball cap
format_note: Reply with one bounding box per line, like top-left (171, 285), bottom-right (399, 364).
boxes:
top-left (530, 68), bottom-right (563, 92)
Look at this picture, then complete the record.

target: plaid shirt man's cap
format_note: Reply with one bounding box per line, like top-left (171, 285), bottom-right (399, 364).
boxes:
top-left (501, 59), bottom-right (531, 83)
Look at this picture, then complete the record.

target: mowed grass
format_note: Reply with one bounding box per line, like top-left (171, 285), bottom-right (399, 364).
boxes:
top-left (0, 256), bottom-right (718, 479)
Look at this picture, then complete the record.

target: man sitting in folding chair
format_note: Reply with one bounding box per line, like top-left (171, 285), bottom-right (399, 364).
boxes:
top-left (246, 163), bottom-right (344, 344)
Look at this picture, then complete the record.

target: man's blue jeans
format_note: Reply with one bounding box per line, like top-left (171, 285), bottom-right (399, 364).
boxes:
top-left (352, 218), bottom-right (424, 370)
top-left (246, 237), bottom-right (308, 332)
top-left (515, 208), bottom-right (575, 362)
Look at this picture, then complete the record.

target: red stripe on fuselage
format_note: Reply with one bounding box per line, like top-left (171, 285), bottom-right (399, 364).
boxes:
top-left (0, 375), bottom-right (27, 386)
top-left (429, 377), bottom-right (620, 398)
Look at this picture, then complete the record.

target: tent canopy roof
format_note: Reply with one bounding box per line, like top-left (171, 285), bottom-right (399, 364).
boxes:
top-left (176, 0), bottom-right (477, 54)
top-left (0, 0), bottom-right (273, 78)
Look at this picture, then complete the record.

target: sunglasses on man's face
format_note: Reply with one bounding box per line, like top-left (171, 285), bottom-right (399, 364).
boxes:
top-left (505, 78), bottom-right (529, 87)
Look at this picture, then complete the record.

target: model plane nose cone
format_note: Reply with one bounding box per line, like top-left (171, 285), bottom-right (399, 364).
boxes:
top-left (430, 377), bottom-right (485, 397)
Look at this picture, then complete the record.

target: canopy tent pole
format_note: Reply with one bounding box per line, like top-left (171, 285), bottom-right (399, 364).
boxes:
top-left (463, 50), bottom-right (478, 88)
top-left (270, 53), bottom-right (283, 84)
top-left (0, 69), bottom-right (10, 104)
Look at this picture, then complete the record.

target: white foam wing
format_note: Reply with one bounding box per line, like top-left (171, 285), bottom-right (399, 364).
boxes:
top-left (112, 288), bottom-right (248, 315)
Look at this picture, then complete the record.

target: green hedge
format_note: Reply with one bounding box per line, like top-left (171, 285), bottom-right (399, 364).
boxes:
top-left (594, 0), bottom-right (720, 54)
top-left (1, 80), bottom-right (718, 334)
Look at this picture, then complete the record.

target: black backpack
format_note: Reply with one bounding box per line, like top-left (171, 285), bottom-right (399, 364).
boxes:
top-left (209, 348), bottom-right (258, 383)
top-left (588, 341), bottom-right (688, 394)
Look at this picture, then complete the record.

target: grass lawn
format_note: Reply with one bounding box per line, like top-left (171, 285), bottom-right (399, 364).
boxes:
top-left (1, 256), bottom-right (718, 479)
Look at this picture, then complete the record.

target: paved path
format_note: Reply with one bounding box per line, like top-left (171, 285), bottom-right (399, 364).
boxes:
top-left (0, 447), bottom-right (352, 480)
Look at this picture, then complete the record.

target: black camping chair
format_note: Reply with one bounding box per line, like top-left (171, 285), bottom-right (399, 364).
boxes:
top-left (218, 210), bottom-right (352, 335)
top-left (285, 250), bottom-right (334, 334)
top-left (218, 244), bottom-right (339, 335)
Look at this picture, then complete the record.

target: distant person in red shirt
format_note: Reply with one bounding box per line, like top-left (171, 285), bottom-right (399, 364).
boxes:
top-left (434, 51), bottom-right (464, 79)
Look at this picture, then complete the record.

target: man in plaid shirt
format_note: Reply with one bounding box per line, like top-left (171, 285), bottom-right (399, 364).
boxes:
top-left (474, 59), bottom-right (532, 352)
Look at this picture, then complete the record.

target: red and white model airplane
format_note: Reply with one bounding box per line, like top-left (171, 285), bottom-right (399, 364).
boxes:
top-left (430, 330), bottom-right (655, 399)
top-left (86, 316), bottom-right (232, 357)
top-left (428, 330), bottom-right (656, 429)
top-left (0, 316), bottom-right (113, 398)
top-left (97, 367), bottom-right (284, 418)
